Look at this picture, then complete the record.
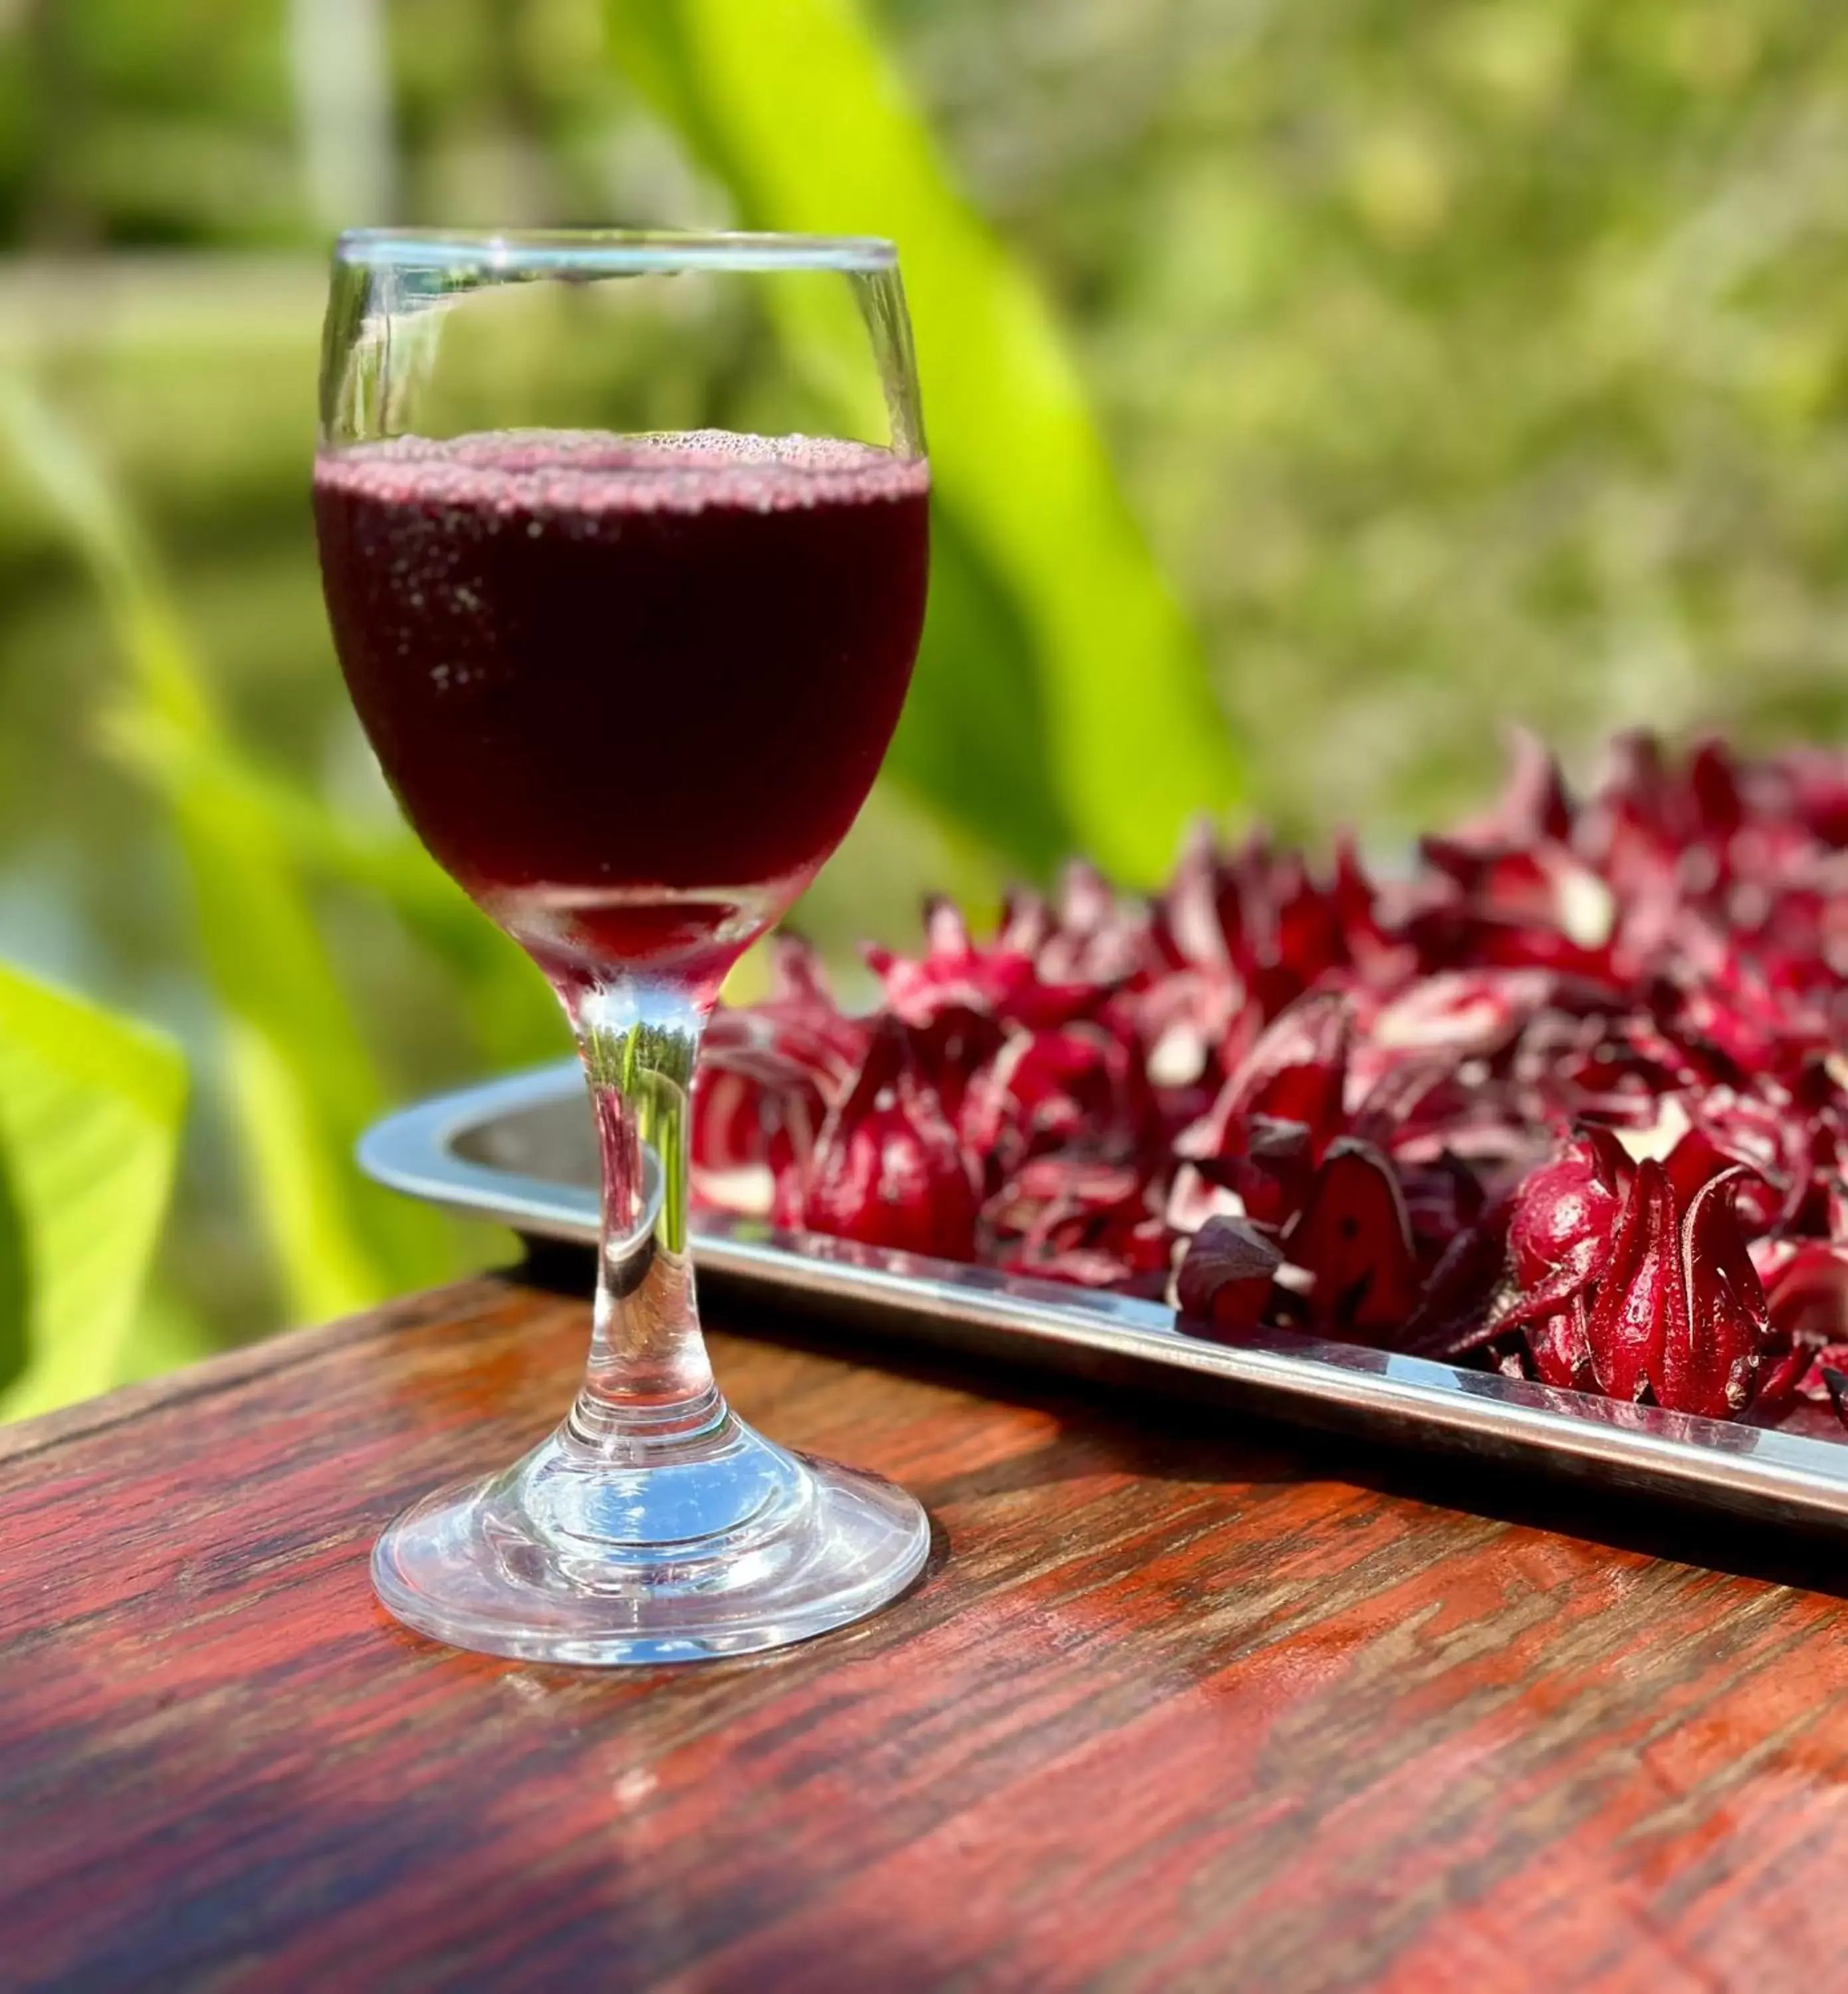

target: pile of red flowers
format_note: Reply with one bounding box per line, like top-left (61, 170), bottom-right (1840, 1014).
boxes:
top-left (691, 732), bottom-right (1848, 1427)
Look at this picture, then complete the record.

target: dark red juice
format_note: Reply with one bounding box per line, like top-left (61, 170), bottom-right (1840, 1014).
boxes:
top-left (313, 431), bottom-right (929, 974)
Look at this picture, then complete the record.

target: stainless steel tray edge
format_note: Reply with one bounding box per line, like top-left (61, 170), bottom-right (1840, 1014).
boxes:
top-left (360, 1061), bottom-right (1848, 1533)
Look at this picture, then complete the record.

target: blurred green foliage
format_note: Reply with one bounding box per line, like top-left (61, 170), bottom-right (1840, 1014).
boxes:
top-left (0, 0), bottom-right (1845, 1402)
top-left (892, 0), bottom-right (1848, 836)
top-left (1, 378), bottom-right (458, 1326)
top-left (0, 956), bottom-right (185, 1419)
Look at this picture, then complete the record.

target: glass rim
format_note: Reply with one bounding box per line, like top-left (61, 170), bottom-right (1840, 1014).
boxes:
top-left (332, 228), bottom-right (899, 275)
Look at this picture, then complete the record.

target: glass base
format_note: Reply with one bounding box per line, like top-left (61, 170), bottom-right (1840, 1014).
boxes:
top-left (372, 1405), bottom-right (931, 1665)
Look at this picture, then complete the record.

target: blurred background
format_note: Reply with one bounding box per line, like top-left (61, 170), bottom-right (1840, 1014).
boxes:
top-left (2, 0), bottom-right (1846, 1415)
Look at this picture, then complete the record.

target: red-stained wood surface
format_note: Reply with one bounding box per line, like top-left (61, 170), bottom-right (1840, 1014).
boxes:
top-left (4, 1268), bottom-right (1848, 1993)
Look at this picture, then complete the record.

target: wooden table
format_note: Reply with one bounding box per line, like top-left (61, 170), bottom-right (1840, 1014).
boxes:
top-left (4, 1268), bottom-right (1847, 1993)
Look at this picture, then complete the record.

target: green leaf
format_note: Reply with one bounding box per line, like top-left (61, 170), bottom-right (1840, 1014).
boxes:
top-left (0, 1129), bottom-right (27, 1397)
top-left (0, 960), bottom-right (185, 1422)
top-left (107, 707), bottom-right (565, 1075)
top-left (0, 378), bottom-right (455, 1321)
top-left (609, 0), bottom-right (1243, 883)
top-left (114, 1284), bottom-right (217, 1389)
top-left (890, 501), bottom-right (1071, 876)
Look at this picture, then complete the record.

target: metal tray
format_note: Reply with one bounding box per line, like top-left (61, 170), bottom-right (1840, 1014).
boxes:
top-left (360, 1061), bottom-right (1848, 1533)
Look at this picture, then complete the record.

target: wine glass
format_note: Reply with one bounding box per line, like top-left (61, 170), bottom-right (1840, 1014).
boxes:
top-left (313, 229), bottom-right (933, 1663)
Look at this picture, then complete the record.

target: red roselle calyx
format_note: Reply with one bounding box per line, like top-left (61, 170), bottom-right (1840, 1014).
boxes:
top-left (692, 732), bottom-right (1848, 1427)
top-left (1486, 1135), bottom-right (1783, 1417)
top-left (800, 1016), bottom-right (981, 1260)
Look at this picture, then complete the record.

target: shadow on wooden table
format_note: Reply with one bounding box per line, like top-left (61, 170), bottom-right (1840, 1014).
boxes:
top-left (517, 1246), bottom-right (1848, 1611)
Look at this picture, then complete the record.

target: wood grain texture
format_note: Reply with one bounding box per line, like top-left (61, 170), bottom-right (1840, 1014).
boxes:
top-left (3, 1268), bottom-right (1848, 1994)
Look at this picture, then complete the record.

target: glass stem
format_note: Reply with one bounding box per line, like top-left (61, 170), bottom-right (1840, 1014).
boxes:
top-left (564, 975), bottom-right (723, 1451)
